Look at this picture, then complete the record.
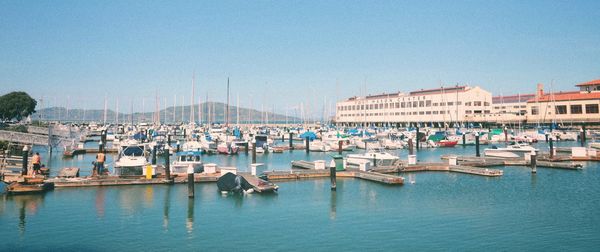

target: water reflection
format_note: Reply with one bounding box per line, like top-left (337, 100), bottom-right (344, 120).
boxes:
top-left (330, 191), bottom-right (337, 220)
top-left (531, 172), bottom-right (537, 189)
top-left (163, 185), bottom-right (171, 230)
top-left (95, 188), bottom-right (105, 218)
top-left (6, 194), bottom-right (45, 236)
top-left (186, 197), bottom-right (194, 234)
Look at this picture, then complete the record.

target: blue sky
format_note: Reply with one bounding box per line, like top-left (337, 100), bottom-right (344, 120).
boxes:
top-left (1, 0), bottom-right (599, 116)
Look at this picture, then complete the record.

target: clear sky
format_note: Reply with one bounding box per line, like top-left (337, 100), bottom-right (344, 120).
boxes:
top-left (1, 0), bottom-right (599, 117)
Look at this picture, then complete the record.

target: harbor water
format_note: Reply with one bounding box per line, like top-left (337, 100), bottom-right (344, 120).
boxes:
top-left (2, 141), bottom-right (600, 251)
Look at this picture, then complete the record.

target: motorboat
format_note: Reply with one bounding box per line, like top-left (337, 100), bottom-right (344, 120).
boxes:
top-left (346, 149), bottom-right (400, 167)
top-left (171, 151), bottom-right (203, 174)
top-left (114, 140), bottom-right (151, 176)
top-left (484, 142), bottom-right (538, 158)
top-left (217, 142), bottom-right (239, 155)
top-left (309, 140), bottom-right (331, 152)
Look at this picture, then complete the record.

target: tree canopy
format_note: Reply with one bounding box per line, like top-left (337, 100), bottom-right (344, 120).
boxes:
top-left (0, 91), bottom-right (37, 122)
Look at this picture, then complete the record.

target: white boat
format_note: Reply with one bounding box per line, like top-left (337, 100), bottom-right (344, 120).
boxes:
top-left (114, 141), bottom-right (151, 176)
top-left (171, 151), bottom-right (203, 174)
top-left (346, 149), bottom-right (400, 167)
top-left (484, 142), bottom-right (538, 158)
top-left (309, 140), bottom-right (331, 152)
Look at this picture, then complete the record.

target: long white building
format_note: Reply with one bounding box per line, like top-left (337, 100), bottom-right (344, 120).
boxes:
top-left (335, 85), bottom-right (492, 127)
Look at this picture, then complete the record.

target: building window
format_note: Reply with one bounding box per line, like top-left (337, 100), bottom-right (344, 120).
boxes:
top-left (448, 102), bottom-right (454, 106)
top-left (586, 104), bottom-right (599, 114)
top-left (474, 110), bottom-right (482, 114)
top-left (401, 112), bottom-right (405, 115)
top-left (457, 101), bottom-right (462, 105)
top-left (484, 102), bottom-right (490, 106)
top-left (426, 100), bottom-right (432, 107)
top-left (426, 111), bottom-right (431, 115)
top-left (433, 103), bottom-right (438, 106)
top-left (419, 111), bottom-right (424, 115)
top-left (465, 102), bottom-right (471, 106)
top-left (419, 101), bottom-right (424, 107)
top-left (395, 102), bottom-right (400, 108)
top-left (531, 106), bottom-right (539, 115)
top-left (465, 110), bottom-right (472, 114)
top-left (440, 111), bottom-right (445, 114)
top-left (433, 111), bottom-right (438, 115)
top-left (556, 105), bottom-right (567, 114)
top-left (474, 101), bottom-right (482, 106)
top-left (484, 110), bottom-right (490, 114)
top-left (413, 101), bottom-right (418, 107)
top-left (571, 105), bottom-right (582, 114)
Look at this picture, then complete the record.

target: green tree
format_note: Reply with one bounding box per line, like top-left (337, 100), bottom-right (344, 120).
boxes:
top-left (0, 91), bottom-right (37, 122)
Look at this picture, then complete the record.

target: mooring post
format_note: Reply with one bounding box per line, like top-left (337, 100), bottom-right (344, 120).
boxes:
top-left (98, 140), bottom-right (104, 153)
top-left (281, 133), bottom-right (284, 143)
top-left (305, 136), bottom-right (310, 153)
top-left (549, 137), bottom-right (554, 159)
top-left (581, 125), bottom-right (587, 146)
top-left (373, 155), bottom-right (377, 167)
top-left (244, 142), bottom-right (249, 154)
top-left (183, 128), bottom-right (187, 139)
top-left (504, 126), bottom-right (508, 144)
top-left (338, 140), bottom-right (343, 155)
top-left (164, 148), bottom-right (171, 182)
top-left (475, 132), bottom-right (480, 157)
top-left (531, 151), bottom-right (537, 174)
top-left (152, 145), bottom-right (157, 165)
top-left (330, 165), bottom-right (337, 191)
top-left (22, 145), bottom-right (29, 176)
top-left (187, 164), bottom-right (195, 198)
top-left (252, 141), bottom-right (257, 163)
top-left (545, 133), bottom-right (549, 143)
top-left (408, 138), bottom-right (414, 155)
top-left (462, 134), bottom-right (466, 146)
top-left (176, 140), bottom-right (180, 153)
top-left (416, 127), bottom-right (420, 150)
top-left (167, 134), bottom-right (172, 147)
top-left (289, 132), bottom-right (293, 150)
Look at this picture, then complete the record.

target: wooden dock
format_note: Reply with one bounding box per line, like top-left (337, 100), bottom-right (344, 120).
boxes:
top-left (401, 162), bottom-right (503, 177)
top-left (264, 168), bottom-right (404, 185)
top-left (441, 154), bottom-right (583, 170)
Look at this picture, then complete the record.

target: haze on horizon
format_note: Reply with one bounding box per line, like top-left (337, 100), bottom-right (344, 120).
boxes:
top-left (1, 1), bottom-right (599, 116)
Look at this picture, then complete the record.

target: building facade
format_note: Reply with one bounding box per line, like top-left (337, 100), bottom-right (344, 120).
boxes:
top-left (335, 79), bottom-right (600, 126)
top-left (335, 86), bottom-right (492, 126)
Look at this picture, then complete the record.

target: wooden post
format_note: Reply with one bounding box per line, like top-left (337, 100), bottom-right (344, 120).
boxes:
top-left (252, 142), bottom-right (257, 163)
top-left (176, 141), bottom-right (180, 153)
top-left (545, 133), bottom-right (549, 143)
top-left (504, 127), bottom-right (508, 144)
top-left (187, 164), bottom-right (195, 198)
top-left (98, 141), bottom-right (104, 153)
top-left (164, 148), bottom-right (171, 182)
top-left (21, 146), bottom-right (28, 176)
top-left (462, 134), bottom-right (466, 146)
top-left (151, 145), bottom-right (157, 165)
top-left (289, 132), bottom-right (293, 149)
top-left (338, 140), bottom-right (343, 155)
top-left (549, 137), bottom-right (554, 159)
top-left (330, 165), bottom-right (336, 191)
top-left (408, 138), bottom-right (414, 155)
top-left (168, 135), bottom-right (172, 146)
top-left (582, 125), bottom-right (587, 146)
top-left (244, 142), bottom-right (249, 154)
top-left (416, 127), bottom-right (420, 150)
top-left (281, 133), bottom-right (284, 142)
top-left (305, 137), bottom-right (310, 153)
top-left (531, 152), bottom-right (537, 174)
top-left (475, 133), bottom-right (480, 157)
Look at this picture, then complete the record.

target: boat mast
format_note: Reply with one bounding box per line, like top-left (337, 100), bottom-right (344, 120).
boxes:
top-left (190, 73), bottom-right (195, 124)
top-left (226, 77), bottom-right (230, 128)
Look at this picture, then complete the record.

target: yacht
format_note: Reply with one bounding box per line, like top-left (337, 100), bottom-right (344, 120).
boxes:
top-left (484, 142), bottom-right (538, 158)
top-left (346, 149), bottom-right (400, 167)
top-left (114, 140), bottom-right (151, 176)
top-left (171, 151), bottom-right (203, 174)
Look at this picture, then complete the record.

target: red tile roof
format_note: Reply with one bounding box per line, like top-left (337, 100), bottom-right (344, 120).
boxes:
top-left (527, 91), bottom-right (600, 103)
top-left (576, 79), bottom-right (600, 86)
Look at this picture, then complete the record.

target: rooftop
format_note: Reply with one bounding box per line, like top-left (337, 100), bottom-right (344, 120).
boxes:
top-left (576, 79), bottom-right (600, 87)
top-left (527, 91), bottom-right (600, 103)
top-left (408, 86), bottom-right (468, 96)
top-left (492, 94), bottom-right (536, 104)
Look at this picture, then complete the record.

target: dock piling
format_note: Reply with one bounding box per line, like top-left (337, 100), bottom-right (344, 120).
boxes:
top-left (22, 145), bottom-right (28, 175)
top-left (475, 133), bottom-right (480, 157)
top-left (416, 127), bottom-right (420, 150)
top-left (462, 134), bottom-right (466, 146)
top-left (408, 138), bottom-right (414, 155)
top-left (338, 141), bottom-right (343, 155)
top-left (305, 137), bottom-right (310, 153)
top-left (187, 164), bottom-right (195, 198)
top-left (151, 145), bottom-right (157, 165)
top-left (176, 141), bottom-right (181, 153)
top-left (164, 148), bottom-right (172, 182)
top-left (289, 132), bottom-right (293, 150)
top-left (531, 151), bottom-right (537, 174)
top-left (330, 165), bottom-right (337, 191)
top-left (252, 142), bottom-right (257, 163)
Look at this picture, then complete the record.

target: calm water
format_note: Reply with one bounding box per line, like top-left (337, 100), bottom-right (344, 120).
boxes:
top-left (1, 141), bottom-right (600, 251)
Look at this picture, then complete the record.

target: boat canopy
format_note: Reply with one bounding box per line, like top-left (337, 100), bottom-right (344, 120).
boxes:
top-left (299, 131), bottom-right (317, 141)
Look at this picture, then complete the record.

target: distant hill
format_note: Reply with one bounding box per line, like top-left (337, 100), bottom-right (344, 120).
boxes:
top-left (31, 102), bottom-right (301, 124)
